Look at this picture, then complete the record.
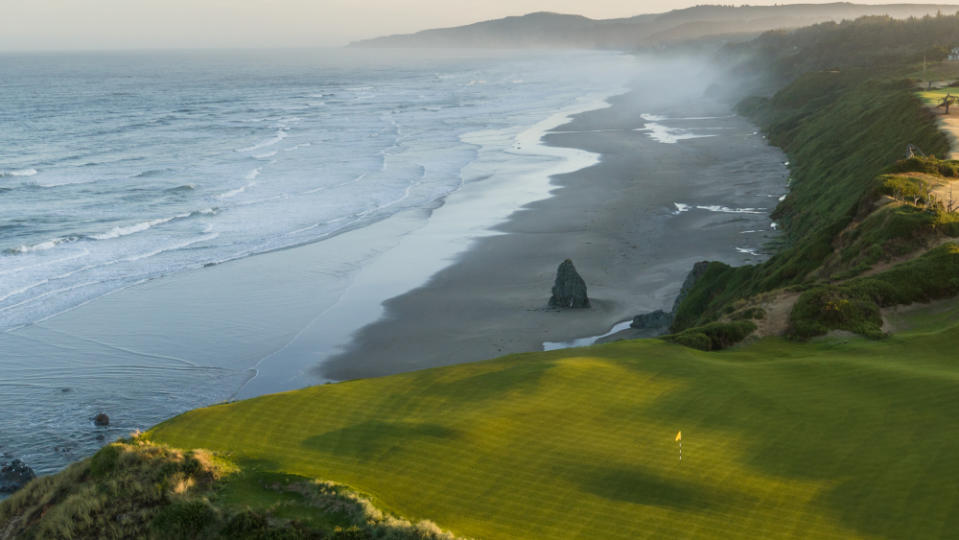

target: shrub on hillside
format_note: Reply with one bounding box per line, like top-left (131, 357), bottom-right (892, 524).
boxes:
top-left (666, 321), bottom-right (757, 351)
top-left (789, 243), bottom-right (959, 339)
top-left (887, 156), bottom-right (959, 178)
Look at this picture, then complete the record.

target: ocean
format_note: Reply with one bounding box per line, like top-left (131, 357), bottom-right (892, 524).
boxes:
top-left (0, 49), bottom-right (635, 332)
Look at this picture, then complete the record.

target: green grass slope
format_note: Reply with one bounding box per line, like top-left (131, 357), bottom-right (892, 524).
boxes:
top-left (148, 308), bottom-right (959, 539)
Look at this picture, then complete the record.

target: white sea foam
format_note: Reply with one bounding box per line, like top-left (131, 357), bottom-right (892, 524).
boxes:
top-left (245, 168), bottom-right (261, 181)
top-left (237, 129), bottom-right (288, 153)
top-left (0, 280), bottom-right (100, 314)
top-left (7, 236), bottom-right (81, 254)
top-left (0, 249), bottom-right (90, 276)
top-left (636, 123), bottom-right (716, 144)
top-left (672, 203), bottom-right (766, 215)
top-left (285, 143), bottom-right (312, 152)
top-left (253, 151), bottom-right (277, 159)
top-left (696, 205), bottom-right (765, 214)
top-left (217, 182), bottom-right (254, 200)
top-left (123, 233), bottom-right (220, 262)
top-left (33, 178), bottom-right (99, 188)
top-left (0, 280), bottom-right (50, 302)
top-left (90, 216), bottom-right (178, 240)
top-left (736, 247), bottom-right (760, 256)
top-left (88, 209), bottom-right (211, 241)
top-left (2, 168), bottom-right (38, 177)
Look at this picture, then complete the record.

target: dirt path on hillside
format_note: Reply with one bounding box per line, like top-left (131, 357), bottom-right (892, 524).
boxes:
top-left (751, 291), bottom-right (800, 339)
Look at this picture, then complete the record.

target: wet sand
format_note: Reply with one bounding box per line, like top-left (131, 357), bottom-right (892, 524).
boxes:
top-left (320, 83), bottom-right (789, 380)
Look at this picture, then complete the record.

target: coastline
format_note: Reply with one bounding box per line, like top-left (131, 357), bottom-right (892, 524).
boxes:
top-left (0, 60), bottom-right (788, 476)
top-left (319, 79), bottom-right (789, 379)
top-left (0, 85), bottom-right (624, 475)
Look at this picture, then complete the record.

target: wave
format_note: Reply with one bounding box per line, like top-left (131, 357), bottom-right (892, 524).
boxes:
top-left (217, 182), bottom-right (254, 200)
top-left (253, 151), bottom-right (277, 159)
top-left (0, 169), bottom-right (38, 178)
top-left (32, 178), bottom-right (99, 188)
top-left (641, 114), bottom-right (734, 121)
top-left (696, 205), bottom-right (765, 214)
top-left (122, 233), bottom-right (219, 262)
top-left (0, 249), bottom-right (91, 276)
top-left (134, 168), bottom-right (174, 178)
top-left (636, 123), bottom-right (717, 144)
top-left (0, 280), bottom-right (101, 315)
top-left (672, 203), bottom-right (766, 215)
top-left (0, 279), bottom-right (51, 302)
top-left (90, 216), bottom-right (179, 241)
top-left (245, 168), bottom-right (261, 181)
top-left (236, 128), bottom-right (288, 153)
top-left (88, 208), bottom-right (216, 241)
top-left (736, 247), bottom-right (760, 256)
top-left (5, 236), bottom-right (82, 254)
top-left (165, 184), bottom-right (196, 193)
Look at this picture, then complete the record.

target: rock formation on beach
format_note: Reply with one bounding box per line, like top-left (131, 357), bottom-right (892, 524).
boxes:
top-left (631, 309), bottom-right (673, 330)
top-left (630, 261), bottom-right (711, 333)
top-left (0, 459), bottom-right (36, 493)
top-left (94, 413), bottom-right (110, 426)
top-left (549, 259), bottom-right (590, 309)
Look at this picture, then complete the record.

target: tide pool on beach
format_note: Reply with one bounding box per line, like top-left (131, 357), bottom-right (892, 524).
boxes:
top-left (0, 51), bottom-right (788, 476)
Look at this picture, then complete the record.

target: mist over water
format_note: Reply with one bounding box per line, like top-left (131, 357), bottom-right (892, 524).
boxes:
top-left (0, 49), bottom-right (635, 332)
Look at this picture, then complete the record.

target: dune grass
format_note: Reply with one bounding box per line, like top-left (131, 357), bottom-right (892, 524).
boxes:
top-left (147, 302), bottom-right (959, 540)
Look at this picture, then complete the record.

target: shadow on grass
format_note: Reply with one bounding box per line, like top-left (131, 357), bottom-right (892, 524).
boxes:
top-left (569, 463), bottom-right (732, 510)
top-left (301, 421), bottom-right (460, 460)
top-left (422, 360), bottom-right (556, 403)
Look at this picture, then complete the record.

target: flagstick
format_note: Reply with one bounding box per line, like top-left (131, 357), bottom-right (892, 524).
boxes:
top-left (679, 440), bottom-right (682, 462)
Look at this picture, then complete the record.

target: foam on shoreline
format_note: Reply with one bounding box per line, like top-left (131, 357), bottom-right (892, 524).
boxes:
top-left (234, 89), bottom-right (625, 398)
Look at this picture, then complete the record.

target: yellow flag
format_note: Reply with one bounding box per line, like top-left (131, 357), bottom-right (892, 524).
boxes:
top-left (675, 431), bottom-right (682, 442)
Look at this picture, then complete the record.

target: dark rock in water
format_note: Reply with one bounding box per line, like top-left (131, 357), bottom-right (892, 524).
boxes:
top-left (94, 413), bottom-right (110, 426)
top-left (631, 309), bottom-right (673, 330)
top-left (0, 459), bottom-right (36, 493)
top-left (671, 261), bottom-right (711, 313)
top-left (548, 259), bottom-right (590, 309)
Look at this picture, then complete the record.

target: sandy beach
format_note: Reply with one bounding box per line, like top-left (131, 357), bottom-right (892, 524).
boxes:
top-left (320, 82), bottom-right (789, 379)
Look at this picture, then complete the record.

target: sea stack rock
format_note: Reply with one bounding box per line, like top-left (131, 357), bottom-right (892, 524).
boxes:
top-left (0, 459), bottom-right (36, 493)
top-left (548, 259), bottom-right (590, 309)
top-left (94, 413), bottom-right (110, 426)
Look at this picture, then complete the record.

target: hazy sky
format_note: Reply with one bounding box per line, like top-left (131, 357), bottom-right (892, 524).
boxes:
top-left (2, 0), bottom-right (956, 51)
